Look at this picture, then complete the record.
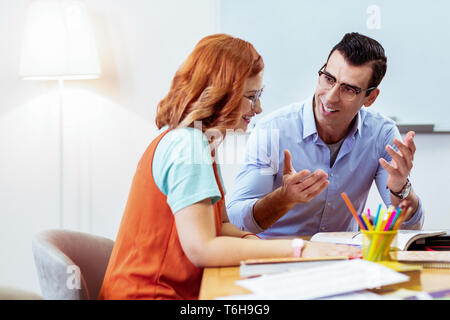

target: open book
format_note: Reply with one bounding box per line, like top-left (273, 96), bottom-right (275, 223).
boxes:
top-left (310, 230), bottom-right (447, 251)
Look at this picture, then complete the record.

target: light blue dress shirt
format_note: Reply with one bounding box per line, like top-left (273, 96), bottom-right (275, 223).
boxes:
top-left (227, 96), bottom-right (424, 237)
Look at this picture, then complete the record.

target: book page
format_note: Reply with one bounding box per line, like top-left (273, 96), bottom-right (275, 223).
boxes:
top-left (236, 260), bottom-right (408, 300)
top-left (310, 230), bottom-right (447, 250)
top-left (310, 232), bottom-right (362, 246)
top-left (396, 230), bottom-right (446, 250)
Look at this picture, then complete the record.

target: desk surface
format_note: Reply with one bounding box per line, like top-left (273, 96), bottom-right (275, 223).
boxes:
top-left (199, 264), bottom-right (450, 300)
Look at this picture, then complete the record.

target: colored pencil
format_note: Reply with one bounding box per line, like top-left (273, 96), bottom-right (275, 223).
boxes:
top-left (364, 203), bottom-right (411, 261)
top-left (384, 210), bottom-right (397, 231)
top-left (341, 193), bottom-right (365, 230)
top-left (359, 214), bottom-right (367, 230)
top-left (373, 204), bottom-right (382, 226)
top-left (389, 208), bottom-right (402, 230)
top-left (393, 207), bottom-right (412, 230)
top-left (375, 209), bottom-right (385, 231)
top-left (361, 213), bottom-right (373, 231)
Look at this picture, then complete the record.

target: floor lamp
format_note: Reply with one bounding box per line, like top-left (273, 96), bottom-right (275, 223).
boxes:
top-left (19, 0), bottom-right (101, 228)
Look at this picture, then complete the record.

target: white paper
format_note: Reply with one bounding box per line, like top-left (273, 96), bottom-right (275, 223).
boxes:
top-left (319, 290), bottom-right (394, 300)
top-left (215, 293), bottom-right (271, 300)
top-left (236, 259), bottom-right (409, 300)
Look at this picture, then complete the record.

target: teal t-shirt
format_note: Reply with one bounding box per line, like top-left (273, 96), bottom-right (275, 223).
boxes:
top-left (152, 127), bottom-right (225, 214)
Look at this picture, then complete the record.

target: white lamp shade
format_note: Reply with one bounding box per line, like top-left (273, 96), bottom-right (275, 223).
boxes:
top-left (19, 0), bottom-right (101, 80)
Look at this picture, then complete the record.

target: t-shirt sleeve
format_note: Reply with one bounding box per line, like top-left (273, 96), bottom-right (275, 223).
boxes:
top-left (152, 128), bottom-right (222, 214)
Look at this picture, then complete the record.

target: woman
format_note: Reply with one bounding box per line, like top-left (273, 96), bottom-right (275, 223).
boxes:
top-left (98, 34), bottom-right (361, 300)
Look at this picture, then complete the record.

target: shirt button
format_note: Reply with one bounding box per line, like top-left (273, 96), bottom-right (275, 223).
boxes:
top-left (330, 173), bottom-right (334, 177)
top-left (328, 202), bottom-right (331, 206)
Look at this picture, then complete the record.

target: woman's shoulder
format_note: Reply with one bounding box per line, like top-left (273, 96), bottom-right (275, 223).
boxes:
top-left (155, 127), bottom-right (212, 167)
top-left (161, 127), bottom-right (209, 148)
top-left (152, 126), bottom-right (220, 203)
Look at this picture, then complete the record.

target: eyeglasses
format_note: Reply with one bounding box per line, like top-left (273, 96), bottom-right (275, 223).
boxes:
top-left (318, 65), bottom-right (376, 101)
top-left (243, 86), bottom-right (264, 110)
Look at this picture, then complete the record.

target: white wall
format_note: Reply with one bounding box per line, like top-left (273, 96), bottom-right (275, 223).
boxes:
top-left (0, 0), bottom-right (219, 294)
top-left (219, 0), bottom-right (450, 128)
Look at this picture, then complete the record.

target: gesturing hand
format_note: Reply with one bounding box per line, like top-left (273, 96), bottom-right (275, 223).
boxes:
top-left (280, 149), bottom-right (329, 205)
top-left (379, 131), bottom-right (416, 193)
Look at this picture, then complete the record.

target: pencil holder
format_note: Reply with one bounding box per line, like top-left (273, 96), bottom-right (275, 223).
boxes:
top-left (362, 230), bottom-right (398, 262)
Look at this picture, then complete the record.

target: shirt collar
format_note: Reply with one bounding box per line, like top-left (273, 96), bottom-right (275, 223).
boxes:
top-left (351, 109), bottom-right (363, 138)
top-left (301, 95), bottom-right (318, 141)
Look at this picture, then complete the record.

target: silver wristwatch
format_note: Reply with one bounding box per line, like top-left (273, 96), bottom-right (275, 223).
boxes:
top-left (389, 178), bottom-right (411, 200)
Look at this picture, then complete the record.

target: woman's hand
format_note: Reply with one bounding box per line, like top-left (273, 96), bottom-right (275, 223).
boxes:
top-left (301, 241), bottom-right (362, 259)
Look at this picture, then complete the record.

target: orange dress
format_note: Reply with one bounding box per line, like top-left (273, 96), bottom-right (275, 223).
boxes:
top-left (98, 130), bottom-right (223, 299)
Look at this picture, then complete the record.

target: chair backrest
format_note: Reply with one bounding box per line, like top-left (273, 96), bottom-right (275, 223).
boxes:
top-left (0, 286), bottom-right (43, 300)
top-left (32, 229), bottom-right (114, 300)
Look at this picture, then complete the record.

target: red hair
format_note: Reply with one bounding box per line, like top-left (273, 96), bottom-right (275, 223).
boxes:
top-left (155, 34), bottom-right (264, 135)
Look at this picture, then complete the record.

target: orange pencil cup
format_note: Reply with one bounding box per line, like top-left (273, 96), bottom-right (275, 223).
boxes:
top-left (362, 230), bottom-right (398, 262)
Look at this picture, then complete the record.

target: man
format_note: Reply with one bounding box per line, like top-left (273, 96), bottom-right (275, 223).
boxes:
top-left (227, 32), bottom-right (423, 237)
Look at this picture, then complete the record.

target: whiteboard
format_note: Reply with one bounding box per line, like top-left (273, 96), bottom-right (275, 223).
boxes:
top-left (220, 0), bottom-right (450, 129)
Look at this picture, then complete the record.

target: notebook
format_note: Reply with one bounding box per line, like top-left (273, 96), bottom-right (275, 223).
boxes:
top-left (310, 230), bottom-right (447, 250)
top-left (236, 259), bottom-right (409, 300)
top-left (239, 256), bottom-right (348, 277)
top-left (392, 251), bottom-right (450, 269)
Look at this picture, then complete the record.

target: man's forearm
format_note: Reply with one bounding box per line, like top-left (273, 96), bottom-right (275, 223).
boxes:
top-left (253, 187), bottom-right (295, 230)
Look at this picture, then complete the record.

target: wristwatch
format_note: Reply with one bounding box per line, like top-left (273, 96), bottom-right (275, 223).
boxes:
top-left (389, 178), bottom-right (412, 200)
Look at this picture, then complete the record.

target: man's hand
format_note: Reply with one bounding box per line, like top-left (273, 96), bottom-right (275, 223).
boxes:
top-left (252, 150), bottom-right (329, 230)
top-left (379, 131), bottom-right (416, 193)
top-left (280, 149), bottom-right (329, 206)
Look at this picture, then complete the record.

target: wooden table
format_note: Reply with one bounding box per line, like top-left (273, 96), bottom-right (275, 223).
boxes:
top-left (199, 264), bottom-right (450, 300)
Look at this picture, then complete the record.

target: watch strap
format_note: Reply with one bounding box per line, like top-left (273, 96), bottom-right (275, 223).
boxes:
top-left (389, 178), bottom-right (411, 199)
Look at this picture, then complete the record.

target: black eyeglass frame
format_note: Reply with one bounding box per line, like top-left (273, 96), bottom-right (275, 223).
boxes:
top-left (318, 64), bottom-right (376, 96)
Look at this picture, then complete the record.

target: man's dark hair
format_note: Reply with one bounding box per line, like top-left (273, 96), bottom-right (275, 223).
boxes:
top-left (328, 32), bottom-right (387, 95)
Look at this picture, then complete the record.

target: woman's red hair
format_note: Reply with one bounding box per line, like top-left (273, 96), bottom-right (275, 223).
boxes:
top-left (155, 34), bottom-right (264, 134)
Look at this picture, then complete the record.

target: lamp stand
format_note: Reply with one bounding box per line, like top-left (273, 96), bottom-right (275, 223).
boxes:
top-left (58, 78), bottom-right (65, 228)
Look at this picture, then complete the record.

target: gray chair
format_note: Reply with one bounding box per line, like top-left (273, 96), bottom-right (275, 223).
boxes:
top-left (32, 229), bottom-right (114, 300)
top-left (0, 286), bottom-right (43, 300)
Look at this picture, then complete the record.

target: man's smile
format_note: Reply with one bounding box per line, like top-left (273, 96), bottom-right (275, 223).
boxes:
top-left (319, 96), bottom-right (339, 114)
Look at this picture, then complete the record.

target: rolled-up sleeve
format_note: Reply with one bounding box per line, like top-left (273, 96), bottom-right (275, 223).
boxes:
top-left (374, 125), bottom-right (424, 230)
top-left (227, 126), bottom-right (280, 233)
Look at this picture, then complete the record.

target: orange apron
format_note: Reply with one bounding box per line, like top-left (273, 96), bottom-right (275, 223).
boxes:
top-left (98, 129), bottom-right (223, 299)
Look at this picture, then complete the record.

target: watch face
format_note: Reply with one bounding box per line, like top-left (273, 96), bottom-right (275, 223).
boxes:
top-left (401, 180), bottom-right (412, 198)
top-left (390, 179), bottom-right (411, 199)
